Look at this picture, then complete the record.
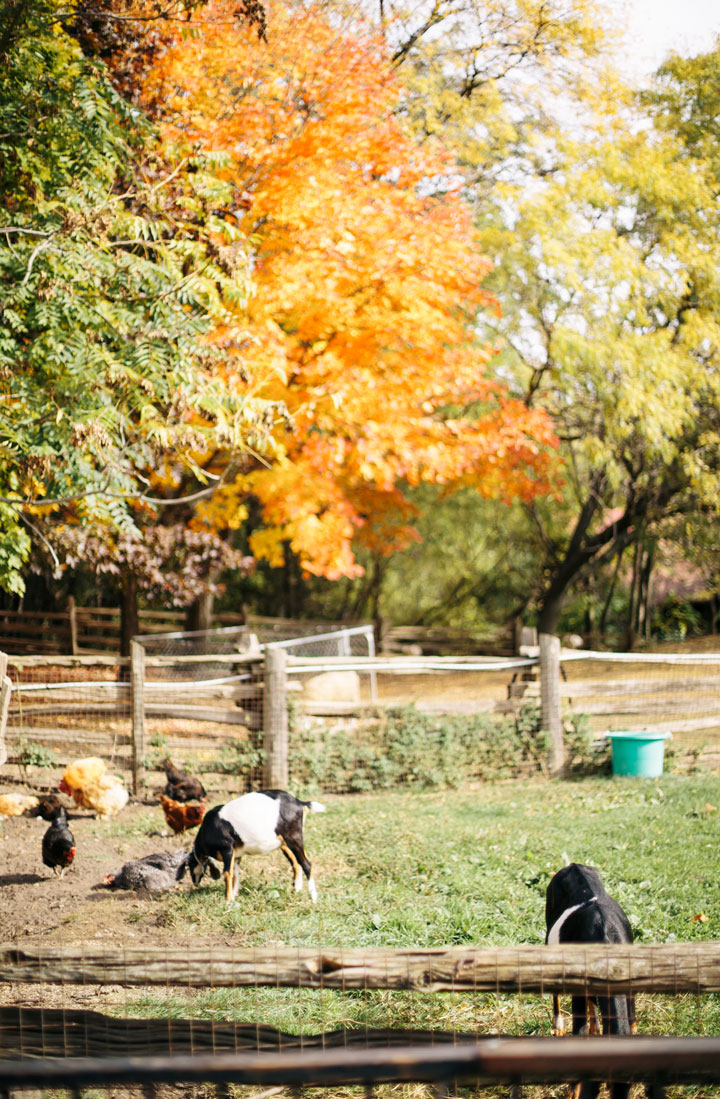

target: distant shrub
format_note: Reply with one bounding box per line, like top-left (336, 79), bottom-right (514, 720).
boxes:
top-left (289, 703), bottom-right (601, 793)
top-left (652, 596), bottom-right (704, 640)
top-left (219, 738), bottom-right (265, 788)
top-left (16, 739), bottom-right (57, 784)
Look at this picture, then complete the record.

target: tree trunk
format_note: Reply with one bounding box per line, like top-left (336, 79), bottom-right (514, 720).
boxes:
top-left (599, 548), bottom-right (625, 642)
top-left (639, 543), bottom-right (655, 642)
top-left (536, 583), bottom-right (566, 637)
top-left (624, 542), bottom-right (642, 651)
top-left (185, 589), bottom-right (214, 633)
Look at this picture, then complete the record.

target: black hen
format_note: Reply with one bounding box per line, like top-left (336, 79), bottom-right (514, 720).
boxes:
top-left (161, 757), bottom-right (206, 802)
top-left (42, 807), bottom-right (76, 878)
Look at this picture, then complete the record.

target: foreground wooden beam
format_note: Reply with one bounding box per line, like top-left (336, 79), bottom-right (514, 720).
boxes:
top-left (1, 1037), bottom-right (720, 1089)
top-left (2, 942), bottom-right (720, 994)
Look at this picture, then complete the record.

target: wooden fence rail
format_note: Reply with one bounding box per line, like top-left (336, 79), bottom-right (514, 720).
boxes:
top-left (5, 642), bottom-right (720, 787)
top-left (2, 1037), bottom-right (720, 1090)
top-left (3, 942), bottom-right (719, 995)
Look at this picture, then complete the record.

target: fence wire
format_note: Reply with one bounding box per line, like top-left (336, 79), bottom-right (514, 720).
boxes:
top-left (0, 943), bottom-right (719, 1097)
top-left (4, 645), bottom-right (720, 796)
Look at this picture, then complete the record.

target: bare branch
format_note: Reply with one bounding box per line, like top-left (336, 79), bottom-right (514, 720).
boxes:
top-left (0, 483), bottom-right (221, 511)
top-left (2, 227), bottom-right (54, 238)
top-left (20, 238), bottom-right (53, 285)
top-left (18, 513), bottom-right (60, 570)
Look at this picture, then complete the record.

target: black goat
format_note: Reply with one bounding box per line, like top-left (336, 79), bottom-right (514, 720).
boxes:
top-left (546, 863), bottom-right (636, 1099)
top-left (177, 789), bottom-right (326, 903)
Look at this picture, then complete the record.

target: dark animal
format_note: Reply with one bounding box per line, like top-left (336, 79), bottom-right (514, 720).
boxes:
top-left (41, 806), bottom-right (76, 878)
top-left (32, 793), bottom-right (67, 820)
top-left (546, 863), bottom-right (636, 1099)
top-left (104, 849), bottom-right (187, 892)
top-left (177, 789), bottom-right (326, 903)
top-left (161, 758), bottom-right (207, 802)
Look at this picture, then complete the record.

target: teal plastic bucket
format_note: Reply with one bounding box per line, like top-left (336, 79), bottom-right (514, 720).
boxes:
top-left (606, 731), bottom-right (671, 778)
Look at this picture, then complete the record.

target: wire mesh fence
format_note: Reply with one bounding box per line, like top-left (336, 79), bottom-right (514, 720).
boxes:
top-left (559, 651), bottom-right (720, 762)
top-left (4, 642), bottom-right (720, 798)
top-left (1, 943), bottom-right (720, 1095)
top-left (2, 691), bottom-right (720, 1099)
top-left (3, 656), bottom-right (132, 777)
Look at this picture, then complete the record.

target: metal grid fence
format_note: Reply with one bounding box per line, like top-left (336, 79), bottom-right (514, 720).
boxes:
top-left (1, 943), bottom-right (719, 1095)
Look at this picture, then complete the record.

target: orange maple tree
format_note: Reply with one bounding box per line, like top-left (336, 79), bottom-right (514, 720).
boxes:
top-left (142, 0), bottom-right (558, 579)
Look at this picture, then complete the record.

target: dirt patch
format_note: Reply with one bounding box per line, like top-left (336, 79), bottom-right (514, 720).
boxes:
top-left (0, 789), bottom-right (241, 988)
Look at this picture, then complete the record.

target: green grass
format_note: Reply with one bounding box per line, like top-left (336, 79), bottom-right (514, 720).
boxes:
top-left (118, 773), bottom-right (720, 1057)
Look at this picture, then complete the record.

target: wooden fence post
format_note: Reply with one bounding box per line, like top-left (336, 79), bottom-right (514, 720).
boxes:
top-left (68, 597), bottom-right (78, 655)
top-left (263, 647), bottom-right (288, 788)
top-left (539, 632), bottom-right (564, 777)
top-left (0, 651), bottom-right (10, 767)
top-left (130, 640), bottom-right (146, 796)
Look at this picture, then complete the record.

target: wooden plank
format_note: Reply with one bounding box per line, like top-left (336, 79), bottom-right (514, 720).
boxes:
top-left (0, 623), bottom-right (67, 639)
top-left (8, 703), bottom-right (131, 717)
top-left (562, 678), bottom-right (720, 698)
top-left (144, 653), bottom-right (262, 667)
top-left (2, 942), bottom-right (720, 994)
top-left (571, 699), bottom-right (720, 716)
top-left (263, 647), bottom-right (287, 787)
top-left (138, 610), bottom-right (185, 623)
top-left (145, 683), bottom-right (261, 701)
top-left (0, 675), bottom-right (10, 765)
top-left (4, 725), bottom-right (132, 746)
top-left (7, 656), bottom-right (129, 669)
top-left (0, 610), bottom-right (68, 622)
top-left (145, 705), bottom-right (261, 727)
top-left (0, 637), bottom-right (69, 654)
top-left (12, 682), bottom-right (129, 697)
top-left (10, 688), bottom-right (261, 708)
top-left (614, 714), bottom-right (720, 736)
top-left (130, 640), bottom-right (145, 795)
top-left (2, 1036), bottom-right (720, 1091)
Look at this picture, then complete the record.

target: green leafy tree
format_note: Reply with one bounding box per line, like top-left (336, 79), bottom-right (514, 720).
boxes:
top-left (479, 40), bottom-right (720, 640)
top-left (0, 0), bottom-right (272, 597)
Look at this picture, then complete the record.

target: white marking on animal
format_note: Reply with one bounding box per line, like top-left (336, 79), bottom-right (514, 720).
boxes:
top-left (219, 792), bottom-right (283, 855)
top-left (546, 897), bottom-right (597, 945)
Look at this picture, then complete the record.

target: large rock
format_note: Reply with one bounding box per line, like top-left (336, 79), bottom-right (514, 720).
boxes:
top-left (303, 671), bottom-right (361, 703)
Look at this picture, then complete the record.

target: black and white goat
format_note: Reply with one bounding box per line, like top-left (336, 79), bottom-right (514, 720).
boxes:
top-left (177, 789), bottom-right (326, 903)
top-left (546, 862), bottom-right (636, 1099)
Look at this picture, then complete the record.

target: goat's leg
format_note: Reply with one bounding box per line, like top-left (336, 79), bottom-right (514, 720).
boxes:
top-left (230, 852), bottom-right (242, 901)
top-left (280, 831), bottom-right (317, 902)
top-left (597, 996), bottom-right (631, 1099)
top-left (279, 838), bottom-right (304, 894)
top-left (570, 997), bottom-right (600, 1099)
top-left (222, 848), bottom-right (236, 903)
top-left (571, 995), bottom-right (590, 1037)
top-left (552, 993), bottom-right (564, 1035)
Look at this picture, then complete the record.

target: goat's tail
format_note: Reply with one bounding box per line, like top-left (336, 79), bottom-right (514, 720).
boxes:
top-left (307, 800), bottom-right (327, 814)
